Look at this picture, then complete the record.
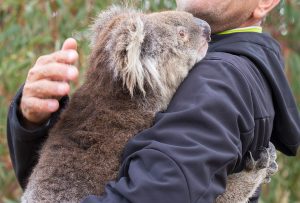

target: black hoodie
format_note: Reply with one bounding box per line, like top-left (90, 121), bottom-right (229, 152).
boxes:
top-left (7, 32), bottom-right (300, 203)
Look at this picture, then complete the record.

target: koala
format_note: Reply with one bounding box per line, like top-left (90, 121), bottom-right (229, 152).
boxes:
top-left (21, 6), bottom-right (278, 203)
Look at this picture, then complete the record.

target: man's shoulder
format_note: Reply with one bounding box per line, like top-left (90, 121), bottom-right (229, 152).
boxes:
top-left (202, 52), bottom-right (250, 69)
top-left (191, 51), bottom-right (253, 83)
top-left (176, 51), bottom-right (254, 102)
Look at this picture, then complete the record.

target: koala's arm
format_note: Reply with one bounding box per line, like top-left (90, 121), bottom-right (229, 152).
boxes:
top-left (6, 85), bottom-right (69, 189)
top-left (81, 57), bottom-right (261, 203)
top-left (216, 143), bottom-right (278, 203)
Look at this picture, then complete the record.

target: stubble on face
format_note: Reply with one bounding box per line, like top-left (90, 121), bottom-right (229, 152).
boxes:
top-left (176, 0), bottom-right (257, 33)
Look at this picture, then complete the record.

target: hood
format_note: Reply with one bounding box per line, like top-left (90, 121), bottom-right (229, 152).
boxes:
top-left (208, 32), bottom-right (300, 156)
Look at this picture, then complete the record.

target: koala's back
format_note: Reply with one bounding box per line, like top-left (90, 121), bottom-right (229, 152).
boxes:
top-left (21, 81), bottom-right (157, 202)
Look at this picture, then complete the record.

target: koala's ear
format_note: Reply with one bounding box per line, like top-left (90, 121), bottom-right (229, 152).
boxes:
top-left (107, 14), bottom-right (146, 97)
top-left (90, 6), bottom-right (132, 47)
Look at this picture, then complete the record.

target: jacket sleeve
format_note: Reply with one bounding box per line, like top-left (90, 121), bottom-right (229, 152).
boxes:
top-left (81, 56), bottom-right (255, 203)
top-left (6, 86), bottom-right (69, 189)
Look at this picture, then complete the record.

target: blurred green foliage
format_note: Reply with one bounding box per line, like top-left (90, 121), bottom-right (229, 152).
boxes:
top-left (0, 0), bottom-right (299, 202)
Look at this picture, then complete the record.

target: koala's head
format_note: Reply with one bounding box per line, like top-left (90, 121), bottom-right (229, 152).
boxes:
top-left (89, 6), bottom-right (210, 99)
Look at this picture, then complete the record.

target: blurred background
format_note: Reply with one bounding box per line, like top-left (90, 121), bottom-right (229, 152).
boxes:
top-left (0, 0), bottom-right (299, 202)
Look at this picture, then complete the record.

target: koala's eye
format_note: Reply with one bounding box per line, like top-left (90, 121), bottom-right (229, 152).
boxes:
top-left (179, 30), bottom-right (185, 37)
top-left (177, 26), bottom-right (188, 40)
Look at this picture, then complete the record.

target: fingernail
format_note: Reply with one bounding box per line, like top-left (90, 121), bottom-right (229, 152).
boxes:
top-left (58, 85), bottom-right (67, 94)
top-left (68, 67), bottom-right (78, 79)
top-left (48, 101), bottom-right (58, 111)
top-left (68, 51), bottom-right (77, 61)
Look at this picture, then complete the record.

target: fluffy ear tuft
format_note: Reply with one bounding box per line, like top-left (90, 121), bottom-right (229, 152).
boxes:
top-left (91, 7), bottom-right (149, 97)
top-left (122, 16), bottom-right (145, 96)
top-left (90, 6), bottom-right (136, 48)
top-left (106, 14), bottom-right (146, 97)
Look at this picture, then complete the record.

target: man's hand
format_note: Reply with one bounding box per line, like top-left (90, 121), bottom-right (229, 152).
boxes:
top-left (20, 38), bottom-right (79, 126)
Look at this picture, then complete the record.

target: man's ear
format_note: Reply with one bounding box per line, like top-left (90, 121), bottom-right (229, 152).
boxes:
top-left (253, 0), bottom-right (280, 19)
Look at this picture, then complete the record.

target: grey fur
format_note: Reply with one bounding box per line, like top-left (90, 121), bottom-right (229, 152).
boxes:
top-left (216, 142), bottom-right (278, 203)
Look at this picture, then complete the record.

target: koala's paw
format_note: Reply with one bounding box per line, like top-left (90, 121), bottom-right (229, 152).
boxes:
top-left (245, 142), bottom-right (278, 183)
top-left (245, 150), bottom-right (267, 171)
top-left (264, 142), bottom-right (278, 183)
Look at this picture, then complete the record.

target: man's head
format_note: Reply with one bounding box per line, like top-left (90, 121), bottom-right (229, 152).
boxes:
top-left (176, 0), bottom-right (280, 33)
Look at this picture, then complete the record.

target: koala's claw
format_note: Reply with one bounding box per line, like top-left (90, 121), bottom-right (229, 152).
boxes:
top-left (265, 142), bottom-right (278, 180)
top-left (245, 142), bottom-right (278, 184)
top-left (256, 147), bottom-right (269, 169)
top-left (245, 148), bottom-right (269, 171)
top-left (267, 162), bottom-right (278, 175)
top-left (267, 142), bottom-right (277, 162)
top-left (245, 152), bottom-right (256, 171)
top-left (263, 176), bottom-right (272, 184)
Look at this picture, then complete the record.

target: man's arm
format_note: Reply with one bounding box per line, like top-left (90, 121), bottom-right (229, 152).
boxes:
top-left (81, 56), bottom-right (255, 203)
top-left (6, 87), bottom-right (69, 188)
top-left (7, 38), bottom-right (78, 188)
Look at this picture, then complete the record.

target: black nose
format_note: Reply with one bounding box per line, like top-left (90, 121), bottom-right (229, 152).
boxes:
top-left (203, 25), bottom-right (211, 42)
top-left (194, 18), bottom-right (211, 42)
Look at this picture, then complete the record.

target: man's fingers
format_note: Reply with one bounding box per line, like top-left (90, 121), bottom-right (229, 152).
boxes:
top-left (23, 80), bottom-right (70, 98)
top-left (27, 63), bottom-right (78, 82)
top-left (36, 50), bottom-right (78, 65)
top-left (20, 97), bottom-right (60, 123)
top-left (22, 97), bottom-right (59, 113)
top-left (62, 38), bottom-right (77, 51)
top-left (20, 38), bottom-right (79, 124)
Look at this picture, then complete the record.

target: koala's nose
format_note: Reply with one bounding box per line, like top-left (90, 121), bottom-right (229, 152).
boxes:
top-left (194, 18), bottom-right (211, 42)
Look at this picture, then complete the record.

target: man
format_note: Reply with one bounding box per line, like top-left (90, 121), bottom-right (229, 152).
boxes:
top-left (7, 0), bottom-right (300, 202)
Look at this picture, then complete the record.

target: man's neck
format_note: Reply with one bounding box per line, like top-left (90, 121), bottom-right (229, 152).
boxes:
top-left (240, 18), bottom-right (262, 27)
top-left (218, 19), bottom-right (263, 35)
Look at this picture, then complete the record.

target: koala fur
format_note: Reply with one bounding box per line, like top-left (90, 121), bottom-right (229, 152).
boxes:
top-left (216, 142), bottom-right (278, 203)
top-left (21, 6), bottom-right (277, 203)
